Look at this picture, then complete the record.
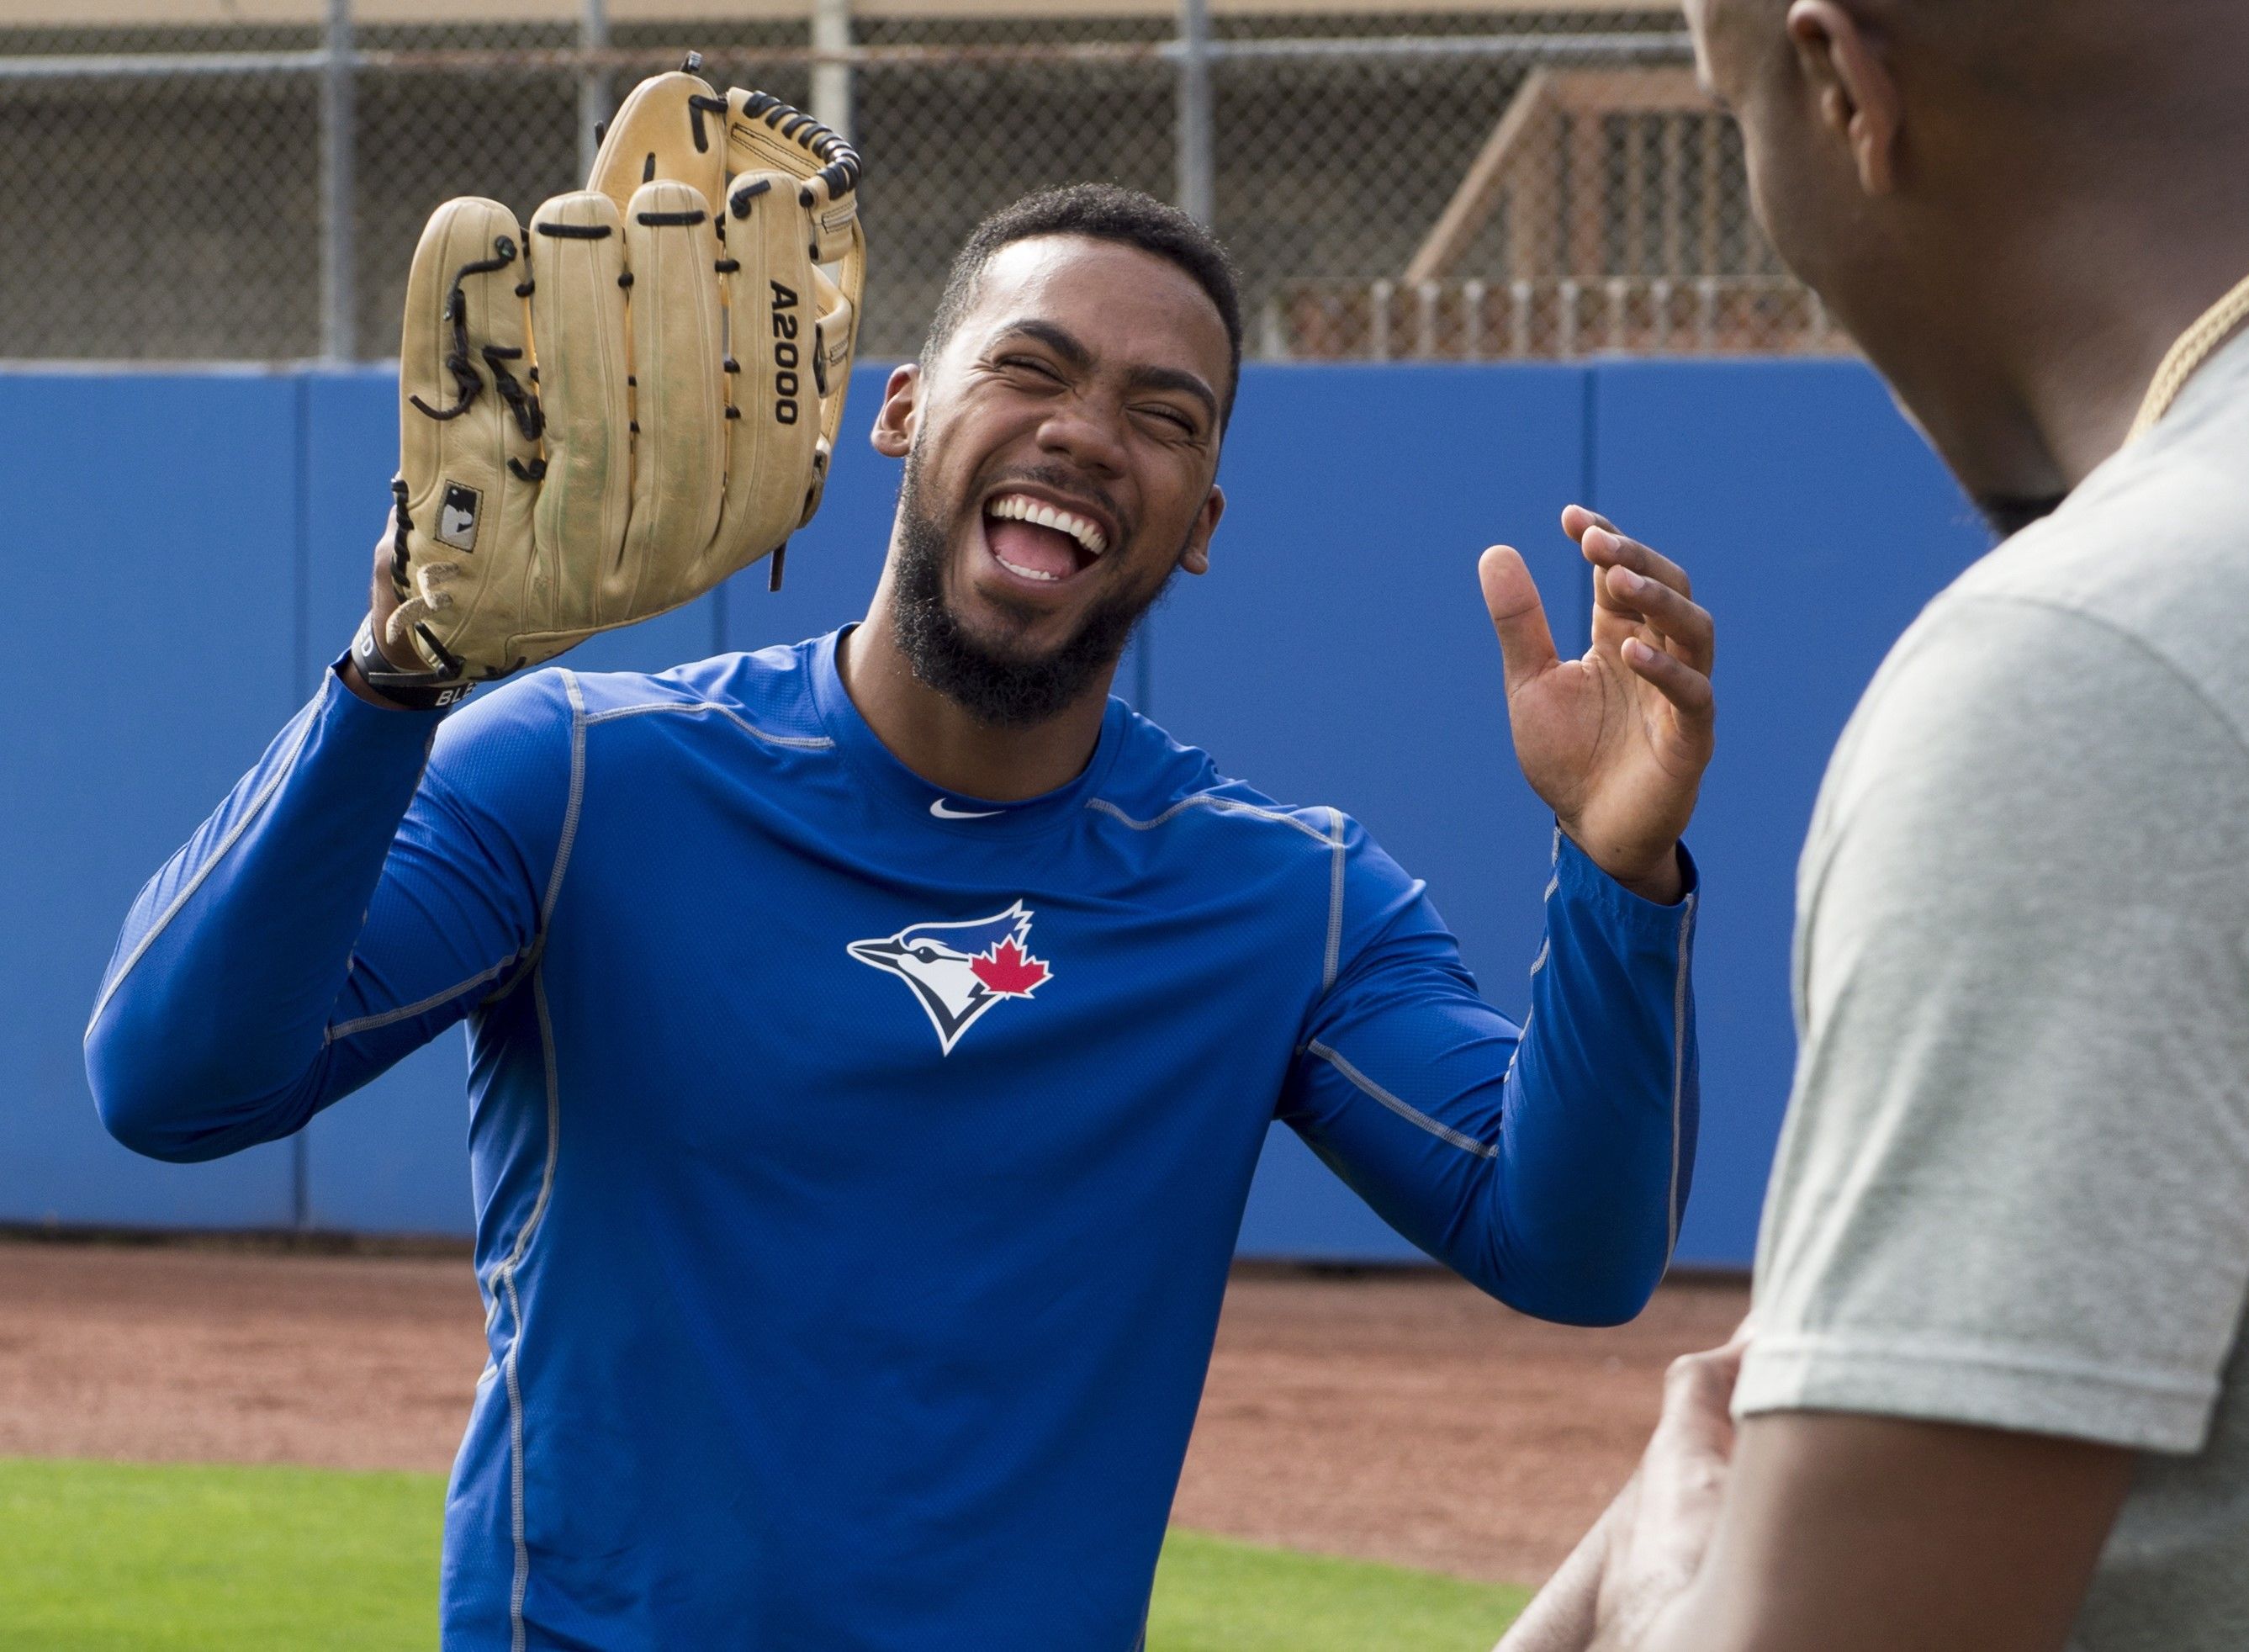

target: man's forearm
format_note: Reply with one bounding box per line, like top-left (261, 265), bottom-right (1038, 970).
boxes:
top-left (1635, 1414), bottom-right (2132, 1652)
top-left (1473, 834), bottom-right (1699, 1322)
top-left (1533, 1409), bottom-right (2134, 1652)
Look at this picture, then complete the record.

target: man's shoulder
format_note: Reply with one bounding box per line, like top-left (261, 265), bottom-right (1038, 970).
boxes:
top-left (1094, 716), bottom-right (1426, 968)
top-left (528, 640), bottom-right (833, 747)
top-left (1837, 409), bottom-right (2249, 800)
top-left (427, 642), bottom-right (834, 786)
top-left (1095, 712), bottom-right (1368, 860)
top-left (1933, 370), bottom-right (2249, 716)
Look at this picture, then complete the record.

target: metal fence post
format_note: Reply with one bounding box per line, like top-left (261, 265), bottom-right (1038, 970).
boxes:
top-left (579, 0), bottom-right (611, 178)
top-left (812, 0), bottom-right (854, 143)
top-left (320, 0), bottom-right (356, 363)
top-left (1175, 0), bottom-right (1214, 225)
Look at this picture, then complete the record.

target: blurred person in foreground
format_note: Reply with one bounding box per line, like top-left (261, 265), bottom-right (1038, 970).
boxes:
top-left (84, 184), bottom-right (1717, 1649)
top-left (1500, 2), bottom-right (2249, 1649)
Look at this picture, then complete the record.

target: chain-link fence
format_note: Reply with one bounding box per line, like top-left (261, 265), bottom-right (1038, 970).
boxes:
top-left (0, 3), bottom-right (1836, 365)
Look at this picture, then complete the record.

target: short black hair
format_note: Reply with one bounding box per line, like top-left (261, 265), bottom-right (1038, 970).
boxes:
top-left (921, 183), bottom-right (1244, 428)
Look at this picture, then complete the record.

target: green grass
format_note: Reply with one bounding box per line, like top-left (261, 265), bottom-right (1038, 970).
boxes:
top-left (0, 1457), bottom-right (441, 1651)
top-left (0, 1456), bottom-right (1525, 1650)
top-left (1149, 1529), bottom-right (1527, 1651)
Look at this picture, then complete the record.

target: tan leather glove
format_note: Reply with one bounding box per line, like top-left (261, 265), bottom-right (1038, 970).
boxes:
top-left (387, 60), bottom-right (864, 683)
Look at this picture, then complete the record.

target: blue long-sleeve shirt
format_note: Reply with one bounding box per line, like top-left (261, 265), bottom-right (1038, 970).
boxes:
top-left (87, 628), bottom-right (1698, 1650)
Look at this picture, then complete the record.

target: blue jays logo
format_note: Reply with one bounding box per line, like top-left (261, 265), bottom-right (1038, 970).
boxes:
top-left (847, 902), bottom-right (1053, 1056)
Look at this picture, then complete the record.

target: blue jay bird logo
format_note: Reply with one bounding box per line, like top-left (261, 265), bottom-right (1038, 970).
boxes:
top-left (847, 902), bottom-right (1052, 1055)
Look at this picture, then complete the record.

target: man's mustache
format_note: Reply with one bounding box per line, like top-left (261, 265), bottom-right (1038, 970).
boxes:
top-left (970, 462), bottom-right (1130, 550)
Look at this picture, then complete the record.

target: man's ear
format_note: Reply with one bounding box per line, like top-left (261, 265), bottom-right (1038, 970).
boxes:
top-left (1786, 0), bottom-right (1902, 196)
top-left (1179, 484), bottom-right (1225, 577)
top-left (870, 363), bottom-right (920, 459)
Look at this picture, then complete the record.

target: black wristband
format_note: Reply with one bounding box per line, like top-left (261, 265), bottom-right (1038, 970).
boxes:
top-left (351, 614), bottom-right (474, 712)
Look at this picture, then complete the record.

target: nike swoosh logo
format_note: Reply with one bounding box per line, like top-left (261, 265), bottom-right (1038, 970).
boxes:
top-left (930, 798), bottom-right (1003, 820)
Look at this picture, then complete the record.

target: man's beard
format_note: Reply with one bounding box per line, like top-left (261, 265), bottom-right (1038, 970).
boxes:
top-left (889, 448), bottom-right (1176, 729)
top-left (1973, 491), bottom-right (2068, 538)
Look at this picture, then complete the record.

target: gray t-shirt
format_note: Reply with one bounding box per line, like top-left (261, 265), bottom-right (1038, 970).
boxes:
top-left (1733, 331), bottom-right (2249, 1650)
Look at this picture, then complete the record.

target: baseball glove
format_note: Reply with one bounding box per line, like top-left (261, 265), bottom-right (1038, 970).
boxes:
top-left (385, 57), bottom-right (863, 684)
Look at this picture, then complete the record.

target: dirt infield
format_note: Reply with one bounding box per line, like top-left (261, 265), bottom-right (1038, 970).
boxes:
top-left (0, 1237), bottom-right (1746, 1586)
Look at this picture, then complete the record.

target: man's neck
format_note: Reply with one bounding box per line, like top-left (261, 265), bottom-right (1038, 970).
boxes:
top-left (1972, 177), bottom-right (2249, 493)
top-left (838, 601), bottom-right (1115, 803)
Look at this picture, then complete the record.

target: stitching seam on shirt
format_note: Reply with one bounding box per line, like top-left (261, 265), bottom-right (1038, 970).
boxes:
top-left (1916, 592), bottom-right (2249, 767)
top-left (1322, 807), bottom-right (1347, 993)
top-left (542, 673), bottom-right (590, 929)
top-left (502, 1283), bottom-right (528, 1652)
top-left (1667, 891), bottom-right (1698, 1259)
top-left (583, 697), bottom-right (834, 749)
top-left (1508, 839), bottom-right (1569, 1084)
top-left (1748, 1331), bottom-right (2219, 1400)
top-left (480, 676), bottom-right (589, 1008)
top-left (1083, 792), bottom-right (1333, 844)
top-left (1308, 1039), bottom-right (1498, 1161)
top-left (86, 673), bottom-right (334, 1040)
top-left (494, 966), bottom-right (564, 1652)
top-left (324, 954), bottom-right (519, 1042)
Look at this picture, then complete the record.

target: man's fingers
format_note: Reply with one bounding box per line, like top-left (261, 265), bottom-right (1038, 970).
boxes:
top-left (1622, 637), bottom-right (1715, 721)
top-left (1583, 524), bottom-right (1693, 601)
top-left (369, 505), bottom-right (401, 609)
top-left (1479, 545), bottom-right (1559, 696)
top-left (1668, 1336), bottom-right (1749, 1400)
top-left (1561, 502), bottom-right (1617, 541)
top-left (1563, 504), bottom-right (1692, 601)
top-left (1604, 566), bottom-right (1716, 672)
top-left (1655, 1339), bottom-right (1746, 1459)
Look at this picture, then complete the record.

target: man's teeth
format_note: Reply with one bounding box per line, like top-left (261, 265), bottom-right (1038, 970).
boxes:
top-left (986, 493), bottom-right (1107, 558)
top-left (995, 555), bottom-right (1061, 582)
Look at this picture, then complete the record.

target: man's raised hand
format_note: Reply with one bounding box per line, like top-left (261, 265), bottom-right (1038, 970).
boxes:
top-left (1479, 506), bottom-right (1715, 903)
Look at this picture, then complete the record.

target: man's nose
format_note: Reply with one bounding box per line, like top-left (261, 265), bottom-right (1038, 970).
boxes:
top-left (1034, 398), bottom-right (1127, 478)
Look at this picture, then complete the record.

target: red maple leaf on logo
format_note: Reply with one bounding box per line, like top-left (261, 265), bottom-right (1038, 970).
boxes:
top-left (971, 936), bottom-right (1050, 998)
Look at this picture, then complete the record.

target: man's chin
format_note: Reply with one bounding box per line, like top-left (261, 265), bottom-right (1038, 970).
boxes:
top-left (950, 580), bottom-right (1094, 657)
top-left (940, 617), bottom-right (1076, 679)
top-left (888, 480), bottom-right (1159, 728)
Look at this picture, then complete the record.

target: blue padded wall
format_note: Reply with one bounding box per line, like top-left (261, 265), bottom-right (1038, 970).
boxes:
top-left (0, 359), bottom-right (1986, 1267)
top-left (1587, 360), bottom-right (1987, 1264)
top-left (720, 363), bottom-right (902, 656)
top-left (0, 372), bottom-right (301, 1226)
top-left (1158, 364), bottom-right (1595, 1261)
top-left (295, 367), bottom-right (474, 1234)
